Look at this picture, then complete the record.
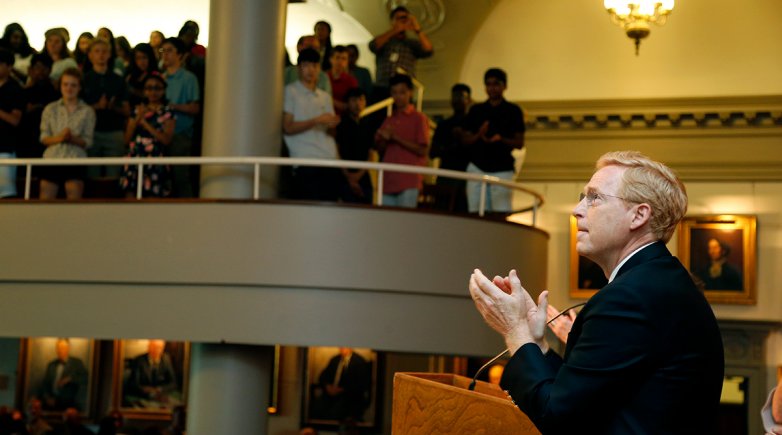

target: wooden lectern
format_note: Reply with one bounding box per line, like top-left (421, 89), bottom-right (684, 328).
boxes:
top-left (392, 372), bottom-right (541, 435)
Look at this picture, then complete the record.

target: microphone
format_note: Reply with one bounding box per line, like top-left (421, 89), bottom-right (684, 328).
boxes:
top-left (467, 302), bottom-right (586, 391)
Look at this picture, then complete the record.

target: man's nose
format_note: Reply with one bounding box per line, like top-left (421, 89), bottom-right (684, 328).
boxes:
top-left (573, 199), bottom-right (586, 218)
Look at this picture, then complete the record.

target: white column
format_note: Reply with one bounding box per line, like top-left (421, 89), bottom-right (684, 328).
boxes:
top-left (187, 343), bottom-right (274, 434)
top-left (199, 0), bottom-right (287, 199)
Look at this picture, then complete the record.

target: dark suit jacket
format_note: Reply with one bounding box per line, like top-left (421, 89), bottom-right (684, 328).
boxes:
top-left (501, 242), bottom-right (724, 434)
top-left (319, 353), bottom-right (370, 396)
top-left (126, 353), bottom-right (177, 399)
top-left (316, 353), bottom-right (371, 420)
top-left (40, 357), bottom-right (87, 410)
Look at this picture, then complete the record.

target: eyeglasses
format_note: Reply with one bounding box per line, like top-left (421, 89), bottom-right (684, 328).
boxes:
top-left (579, 190), bottom-right (632, 207)
top-left (144, 86), bottom-right (164, 91)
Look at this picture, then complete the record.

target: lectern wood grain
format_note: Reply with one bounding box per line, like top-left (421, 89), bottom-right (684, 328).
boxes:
top-left (392, 372), bottom-right (540, 435)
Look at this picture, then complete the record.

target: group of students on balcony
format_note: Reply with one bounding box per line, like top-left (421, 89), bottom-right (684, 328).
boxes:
top-left (281, 6), bottom-right (433, 207)
top-left (283, 6), bottom-right (526, 212)
top-left (1, 6), bottom-right (526, 213)
top-left (0, 21), bottom-right (204, 200)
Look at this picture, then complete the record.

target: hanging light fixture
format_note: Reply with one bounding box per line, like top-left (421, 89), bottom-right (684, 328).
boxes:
top-left (604, 1), bottom-right (674, 55)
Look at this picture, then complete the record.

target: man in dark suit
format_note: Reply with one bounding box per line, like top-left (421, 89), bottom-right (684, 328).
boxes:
top-left (312, 347), bottom-right (371, 422)
top-left (470, 151), bottom-right (724, 434)
top-left (124, 339), bottom-right (177, 406)
top-left (39, 338), bottom-right (87, 411)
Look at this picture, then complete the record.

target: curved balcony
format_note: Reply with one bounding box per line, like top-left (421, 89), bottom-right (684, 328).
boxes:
top-left (0, 157), bottom-right (548, 357)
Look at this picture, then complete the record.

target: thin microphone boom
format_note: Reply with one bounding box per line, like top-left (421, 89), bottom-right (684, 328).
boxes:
top-left (467, 348), bottom-right (509, 391)
top-left (467, 302), bottom-right (587, 391)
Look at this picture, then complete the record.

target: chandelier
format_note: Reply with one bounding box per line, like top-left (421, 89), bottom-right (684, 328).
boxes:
top-left (604, 1), bottom-right (674, 55)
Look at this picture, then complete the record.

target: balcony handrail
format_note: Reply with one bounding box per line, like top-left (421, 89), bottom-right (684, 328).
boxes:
top-left (360, 97), bottom-right (393, 118)
top-left (1, 157), bottom-right (544, 223)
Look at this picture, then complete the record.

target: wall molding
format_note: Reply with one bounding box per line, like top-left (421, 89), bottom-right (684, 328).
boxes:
top-left (424, 95), bottom-right (782, 182)
top-left (523, 95), bottom-right (782, 132)
top-left (425, 95), bottom-right (782, 131)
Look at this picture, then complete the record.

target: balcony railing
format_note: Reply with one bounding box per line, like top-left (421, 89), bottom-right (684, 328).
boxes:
top-left (2, 156), bottom-right (544, 224)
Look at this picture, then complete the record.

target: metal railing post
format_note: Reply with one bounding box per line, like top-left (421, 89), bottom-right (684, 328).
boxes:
top-left (376, 170), bottom-right (384, 206)
top-left (253, 163), bottom-right (260, 200)
top-left (479, 181), bottom-right (487, 217)
top-left (532, 203), bottom-right (538, 226)
top-left (24, 164), bottom-right (31, 200)
top-left (136, 163), bottom-right (144, 199)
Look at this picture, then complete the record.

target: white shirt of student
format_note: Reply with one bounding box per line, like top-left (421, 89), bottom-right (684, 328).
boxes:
top-left (283, 80), bottom-right (338, 160)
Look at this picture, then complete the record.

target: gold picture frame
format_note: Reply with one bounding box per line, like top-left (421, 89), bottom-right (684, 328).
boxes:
top-left (113, 339), bottom-right (190, 419)
top-left (677, 215), bottom-right (757, 305)
top-left (19, 337), bottom-right (98, 418)
top-left (569, 216), bottom-right (607, 298)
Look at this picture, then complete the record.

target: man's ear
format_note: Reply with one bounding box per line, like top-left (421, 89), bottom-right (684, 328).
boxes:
top-left (629, 203), bottom-right (652, 230)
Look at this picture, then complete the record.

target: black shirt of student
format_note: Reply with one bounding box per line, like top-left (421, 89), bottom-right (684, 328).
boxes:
top-left (20, 80), bottom-right (60, 158)
top-left (0, 78), bottom-right (25, 154)
top-left (82, 69), bottom-right (128, 132)
top-left (336, 114), bottom-right (374, 166)
top-left (126, 74), bottom-right (146, 108)
top-left (430, 113), bottom-right (469, 171)
top-left (463, 99), bottom-right (525, 173)
top-left (335, 113), bottom-right (375, 203)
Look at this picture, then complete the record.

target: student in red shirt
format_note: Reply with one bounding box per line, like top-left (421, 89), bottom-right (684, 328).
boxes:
top-left (327, 45), bottom-right (358, 116)
top-left (374, 74), bottom-right (429, 208)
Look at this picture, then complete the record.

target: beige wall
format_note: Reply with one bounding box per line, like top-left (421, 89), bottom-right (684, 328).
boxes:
top-left (460, 0), bottom-right (782, 101)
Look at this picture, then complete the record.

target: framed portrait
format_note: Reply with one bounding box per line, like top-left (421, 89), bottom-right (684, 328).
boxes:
top-left (303, 347), bottom-right (379, 430)
top-left (677, 215), bottom-right (757, 305)
top-left (113, 339), bottom-right (190, 418)
top-left (20, 337), bottom-right (97, 417)
top-left (569, 216), bottom-right (608, 298)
